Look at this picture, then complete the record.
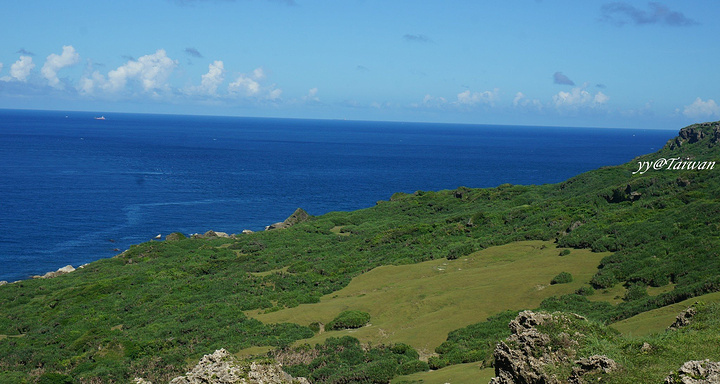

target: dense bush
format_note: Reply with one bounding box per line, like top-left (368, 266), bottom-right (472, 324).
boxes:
top-left (591, 270), bottom-right (619, 289)
top-left (327, 310), bottom-right (371, 330)
top-left (623, 283), bottom-right (648, 302)
top-left (283, 336), bottom-right (425, 384)
top-left (551, 272), bottom-right (573, 285)
top-left (433, 310), bottom-right (520, 367)
top-left (575, 286), bottom-right (595, 296)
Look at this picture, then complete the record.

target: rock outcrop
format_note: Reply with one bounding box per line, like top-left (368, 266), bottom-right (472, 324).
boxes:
top-left (670, 122), bottom-right (720, 149)
top-left (136, 349), bottom-right (309, 384)
top-left (668, 305), bottom-right (697, 330)
top-left (32, 265), bottom-right (75, 279)
top-left (665, 360), bottom-right (720, 384)
top-left (489, 311), bottom-right (618, 384)
top-left (265, 208), bottom-right (311, 231)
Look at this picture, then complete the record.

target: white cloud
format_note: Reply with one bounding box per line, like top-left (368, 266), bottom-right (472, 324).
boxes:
top-left (228, 75), bottom-right (261, 96)
top-left (228, 67), bottom-right (281, 100)
top-left (456, 88), bottom-right (498, 106)
top-left (682, 98), bottom-right (720, 119)
top-left (513, 92), bottom-right (543, 111)
top-left (41, 45), bottom-right (80, 89)
top-left (552, 87), bottom-right (608, 109)
top-left (186, 60), bottom-right (225, 96)
top-left (78, 50), bottom-right (177, 95)
top-left (1, 56), bottom-right (35, 82)
top-left (418, 94), bottom-right (447, 108)
top-left (301, 87), bottom-right (319, 102)
top-left (77, 70), bottom-right (106, 95)
top-left (267, 88), bottom-right (282, 100)
top-left (0, 62), bottom-right (3, 74)
top-left (105, 49), bottom-right (177, 93)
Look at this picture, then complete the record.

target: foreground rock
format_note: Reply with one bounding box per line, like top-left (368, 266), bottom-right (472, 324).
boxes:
top-left (665, 360), bottom-right (720, 384)
top-left (32, 265), bottom-right (75, 279)
top-left (136, 349), bottom-right (309, 384)
top-left (489, 310), bottom-right (618, 384)
top-left (265, 208), bottom-right (311, 231)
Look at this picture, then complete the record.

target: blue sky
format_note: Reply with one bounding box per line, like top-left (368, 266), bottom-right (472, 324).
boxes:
top-left (1, 1), bottom-right (719, 129)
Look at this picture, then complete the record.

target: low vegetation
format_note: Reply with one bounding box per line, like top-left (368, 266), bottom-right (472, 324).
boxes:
top-left (1, 122), bottom-right (720, 383)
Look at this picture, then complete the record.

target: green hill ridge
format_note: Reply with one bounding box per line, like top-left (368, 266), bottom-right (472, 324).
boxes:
top-left (1, 121), bottom-right (720, 383)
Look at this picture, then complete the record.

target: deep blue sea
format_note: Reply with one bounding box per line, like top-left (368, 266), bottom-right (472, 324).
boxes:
top-left (0, 109), bottom-right (676, 282)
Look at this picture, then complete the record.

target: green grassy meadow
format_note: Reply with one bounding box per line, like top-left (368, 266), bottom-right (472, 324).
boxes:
top-left (248, 241), bottom-right (607, 354)
top-left (391, 363), bottom-right (494, 384)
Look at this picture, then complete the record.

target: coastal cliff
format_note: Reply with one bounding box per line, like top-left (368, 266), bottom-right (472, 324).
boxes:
top-left (1, 122), bottom-right (720, 383)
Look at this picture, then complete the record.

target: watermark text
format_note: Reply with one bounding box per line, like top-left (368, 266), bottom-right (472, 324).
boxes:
top-left (633, 157), bottom-right (715, 175)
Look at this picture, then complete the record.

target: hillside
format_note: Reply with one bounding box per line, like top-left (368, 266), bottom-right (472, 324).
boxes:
top-left (1, 121), bottom-right (720, 383)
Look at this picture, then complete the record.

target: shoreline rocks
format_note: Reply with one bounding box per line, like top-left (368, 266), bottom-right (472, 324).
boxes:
top-left (32, 265), bottom-right (76, 279)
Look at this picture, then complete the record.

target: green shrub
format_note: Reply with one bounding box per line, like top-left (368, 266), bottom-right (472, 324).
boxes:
top-left (0, 372), bottom-right (28, 384)
top-left (327, 310), bottom-right (371, 330)
top-left (623, 284), bottom-right (649, 302)
top-left (308, 322), bottom-right (322, 333)
top-left (559, 249), bottom-right (571, 256)
top-left (551, 272), bottom-right (573, 285)
top-left (397, 360), bottom-right (429, 375)
top-left (591, 270), bottom-right (619, 289)
top-left (446, 242), bottom-right (474, 260)
top-left (37, 373), bottom-right (74, 384)
top-left (427, 356), bottom-right (450, 370)
top-left (575, 286), bottom-right (595, 296)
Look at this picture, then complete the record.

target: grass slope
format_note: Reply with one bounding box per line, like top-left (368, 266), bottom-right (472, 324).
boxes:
top-left (249, 241), bottom-right (607, 354)
top-left (391, 363), bottom-right (494, 384)
top-left (610, 291), bottom-right (720, 337)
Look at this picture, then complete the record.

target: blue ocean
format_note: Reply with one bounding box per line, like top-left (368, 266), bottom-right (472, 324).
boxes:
top-left (0, 109), bottom-right (675, 282)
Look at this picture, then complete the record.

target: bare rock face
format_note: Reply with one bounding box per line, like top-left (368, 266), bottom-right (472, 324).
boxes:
top-left (670, 122), bottom-right (720, 149)
top-left (265, 208), bottom-right (311, 231)
top-left (665, 360), bottom-right (720, 384)
top-left (489, 311), bottom-right (618, 384)
top-left (668, 306), bottom-right (697, 330)
top-left (163, 349), bottom-right (309, 384)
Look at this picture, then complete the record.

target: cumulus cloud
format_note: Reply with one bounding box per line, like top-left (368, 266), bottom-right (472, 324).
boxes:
top-left (553, 72), bottom-right (575, 85)
top-left (186, 60), bottom-right (225, 96)
top-left (184, 47), bottom-right (203, 58)
top-left (107, 49), bottom-right (177, 93)
top-left (228, 75), bottom-right (260, 96)
top-left (228, 66), bottom-right (280, 100)
top-left (403, 34), bottom-right (432, 43)
top-left (682, 97), bottom-right (720, 119)
top-left (1, 56), bottom-right (35, 82)
top-left (79, 49), bottom-right (177, 95)
top-left (513, 92), bottom-right (543, 111)
top-left (456, 89), bottom-right (499, 106)
top-left (42, 46), bottom-right (81, 89)
top-left (600, 2), bottom-right (698, 27)
top-left (552, 86), bottom-right (609, 109)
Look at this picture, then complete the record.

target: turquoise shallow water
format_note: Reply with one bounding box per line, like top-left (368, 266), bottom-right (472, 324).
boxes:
top-left (0, 109), bottom-right (675, 282)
